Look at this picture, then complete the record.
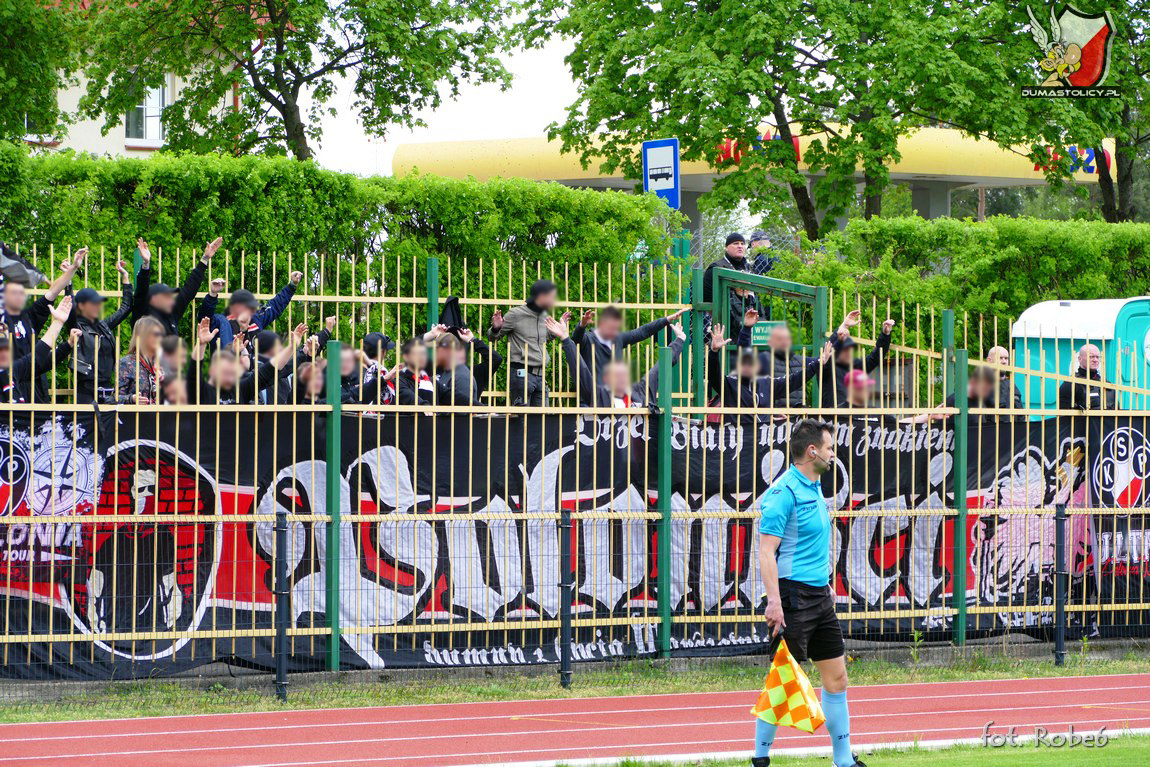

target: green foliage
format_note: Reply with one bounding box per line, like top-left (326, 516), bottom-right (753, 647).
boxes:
top-left (70, 0), bottom-right (512, 160)
top-left (0, 144), bottom-right (672, 290)
top-left (0, 0), bottom-right (74, 140)
top-left (771, 215), bottom-right (1150, 344)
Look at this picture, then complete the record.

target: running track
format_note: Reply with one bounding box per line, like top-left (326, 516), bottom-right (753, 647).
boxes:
top-left (2, 674), bottom-right (1148, 767)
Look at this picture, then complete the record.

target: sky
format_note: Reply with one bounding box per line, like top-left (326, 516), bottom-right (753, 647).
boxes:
top-left (313, 42), bottom-right (576, 178)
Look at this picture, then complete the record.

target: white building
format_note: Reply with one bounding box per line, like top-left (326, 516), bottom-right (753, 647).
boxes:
top-left (26, 75), bottom-right (182, 156)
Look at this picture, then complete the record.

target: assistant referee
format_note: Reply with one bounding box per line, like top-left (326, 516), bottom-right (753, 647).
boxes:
top-left (753, 419), bottom-right (865, 767)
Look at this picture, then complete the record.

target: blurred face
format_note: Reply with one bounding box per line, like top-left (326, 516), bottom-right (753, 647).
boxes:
top-left (970, 376), bottom-right (995, 401)
top-left (210, 354), bottom-right (239, 389)
top-left (162, 378), bottom-right (188, 405)
top-left (749, 237), bottom-right (769, 251)
top-left (846, 382), bottom-right (872, 407)
top-left (77, 300), bottom-right (102, 321)
top-left (597, 315), bottom-right (623, 342)
top-left (835, 347), bottom-right (854, 366)
top-left (142, 326), bottom-right (164, 355)
top-left (604, 362), bottom-right (632, 397)
top-left (404, 341), bottom-right (428, 371)
top-left (535, 289), bottom-right (558, 311)
top-left (165, 345), bottom-right (187, 373)
top-left (738, 354), bottom-right (758, 379)
top-left (435, 343), bottom-right (454, 369)
top-left (307, 364), bottom-right (326, 396)
top-left (339, 348), bottom-right (356, 377)
top-left (0, 347), bottom-right (10, 368)
top-left (150, 292), bottom-right (176, 314)
top-left (3, 283), bottom-right (27, 315)
top-left (726, 241), bottom-right (746, 260)
top-left (231, 304), bottom-right (254, 324)
top-left (768, 326), bottom-right (792, 352)
top-left (1079, 344), bottom-right (1101, 371)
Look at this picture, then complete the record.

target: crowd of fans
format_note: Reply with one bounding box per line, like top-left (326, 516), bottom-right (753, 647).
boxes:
top-left (0, 233), bottom-right (1121, 416)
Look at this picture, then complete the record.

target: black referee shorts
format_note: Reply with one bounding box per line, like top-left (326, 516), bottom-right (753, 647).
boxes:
top-left (777, 578), bottom-right (845, 663)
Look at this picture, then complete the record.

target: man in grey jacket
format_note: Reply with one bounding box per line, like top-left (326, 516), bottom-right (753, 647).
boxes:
top-left (487, 279), bottom-right (566, 406)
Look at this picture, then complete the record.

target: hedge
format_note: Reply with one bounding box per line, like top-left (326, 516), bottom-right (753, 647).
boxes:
top-left (0, 143), bottom-right (677, 304)
top-left (769, 216), bottom-right (1150, 341)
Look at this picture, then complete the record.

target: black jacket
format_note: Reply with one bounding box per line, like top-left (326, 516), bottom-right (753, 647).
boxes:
top-left (1058, 369), bottom-right (1115, 412)
top-left (252, 354), bottom-right (293, 404)
top-left (563, 335), bottom-right (684, 408)
top-left (756, 349), bottom-right (816, 407)
top-left (0, 340), bottom-right (72, 403)
top-left (136, 260), bottom-right (208, 336)
top-left (707, 347), bottom-right (822, 425)
top-left (71, 281), bottom-right (134, 403)
top-left (0, 297), bottom-right (53, 401)
top-left (570, 318), bottom-right (670, 376)
top-left (433, 340), bottom-right (503, 406)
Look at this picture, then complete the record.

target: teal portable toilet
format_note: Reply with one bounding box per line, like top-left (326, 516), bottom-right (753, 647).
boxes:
top-left (1011, 298), bottom-right (1150, 411)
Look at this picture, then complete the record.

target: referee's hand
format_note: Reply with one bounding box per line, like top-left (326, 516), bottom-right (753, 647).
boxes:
top-left (765, 601), bottom-right (786, 635)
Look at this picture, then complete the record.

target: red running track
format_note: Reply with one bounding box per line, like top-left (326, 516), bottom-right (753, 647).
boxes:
top-left (2, 674), bottom-right (1149, 767)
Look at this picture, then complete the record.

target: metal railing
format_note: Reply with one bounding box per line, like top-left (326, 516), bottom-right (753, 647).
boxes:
top-left (0, 250), bottom-right (1146, 696)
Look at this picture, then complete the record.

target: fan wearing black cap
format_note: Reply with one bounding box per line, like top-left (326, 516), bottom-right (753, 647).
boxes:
top-left (701, 232), bottom-right (761, 335)
top-left (707, 322), bottom-right (834, 426)
top-left (350, 330), bottom-right (398, 404)
top-left (249, 327), bottom-right (301, 404)
top-left (70, 259), bottom-right (136, 404)
top-left (819, 311), bottom-right (894, 407)
top-left (134, 236), bottom-right (221, 336)
top-left (487, 279), bottom-right (567, 406)
top-left (0, 247), bottom-right (86, 403)
top-left (0, 297), bottom-right (79, 404)
top-left (198, 269), bottom-right (304, 350)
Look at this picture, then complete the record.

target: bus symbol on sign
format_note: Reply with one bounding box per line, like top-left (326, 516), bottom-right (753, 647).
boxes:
top-left (641, 138), bottom-right (680, 210)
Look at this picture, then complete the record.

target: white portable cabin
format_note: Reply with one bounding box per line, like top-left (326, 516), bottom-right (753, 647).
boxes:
top-left (1010, 298), bottom-right (1150, 410)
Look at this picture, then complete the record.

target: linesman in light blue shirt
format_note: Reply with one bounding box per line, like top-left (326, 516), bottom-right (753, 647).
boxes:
top-left (752, 419), bottom-right (864, 767)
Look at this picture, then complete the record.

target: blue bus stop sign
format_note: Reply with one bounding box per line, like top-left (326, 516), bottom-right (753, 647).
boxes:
top-left (642, 138), bottom-right (680, 210)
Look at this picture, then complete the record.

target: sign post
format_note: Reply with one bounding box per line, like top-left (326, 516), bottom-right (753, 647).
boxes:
top-left (642, 138), bottom-right (681, 211)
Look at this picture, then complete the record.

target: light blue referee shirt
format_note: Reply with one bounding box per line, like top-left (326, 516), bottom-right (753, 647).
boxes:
top-left (759, 465), bottom-right (831, 588)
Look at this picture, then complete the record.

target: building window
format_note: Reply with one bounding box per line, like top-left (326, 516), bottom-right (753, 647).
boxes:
top-left (125, 84), bottom-right (166, 143)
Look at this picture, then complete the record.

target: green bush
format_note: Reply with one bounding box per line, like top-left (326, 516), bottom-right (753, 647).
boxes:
top-left (0, 142), bottom-right (675, 298)
top-left (769, 215), bottom-right (1150, 346)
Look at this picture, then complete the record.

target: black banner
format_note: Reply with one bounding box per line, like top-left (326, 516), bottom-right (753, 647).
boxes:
top-left (0, 409), bottom-right (1146, 679)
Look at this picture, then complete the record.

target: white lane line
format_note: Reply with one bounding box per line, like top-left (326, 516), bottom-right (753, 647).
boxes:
top-left (5, 709), bottom-right (1149, 763)
top-left (5, 672), bottom-right (1145, 727)
top-left (434, 727), bottom-right (1150, 767)
top-left (8, 684), bottom-right (1148, 744)
top-left (227, 721), bottom-right (1150, 767)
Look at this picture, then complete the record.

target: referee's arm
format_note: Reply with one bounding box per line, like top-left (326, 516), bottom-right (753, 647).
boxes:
top-left (759, 534), bottom-right (785, 634)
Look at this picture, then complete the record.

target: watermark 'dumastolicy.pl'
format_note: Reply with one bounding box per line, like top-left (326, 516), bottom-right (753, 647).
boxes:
top-left (981, 721), bottom-right (1110, 748)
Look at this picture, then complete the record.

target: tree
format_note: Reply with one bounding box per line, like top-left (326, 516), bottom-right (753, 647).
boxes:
top-left (0, 0), bottom-right (74, 140)
top-left (522, 1), bottom-right (1050, 241)
top-left (73, 0), bottom-right (512, 160)
top-left (1093, 2), bottom-right (1149, 222)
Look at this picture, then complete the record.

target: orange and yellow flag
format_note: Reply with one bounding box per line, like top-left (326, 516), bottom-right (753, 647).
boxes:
top-left (749, 638), bottom-right (826, 734)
